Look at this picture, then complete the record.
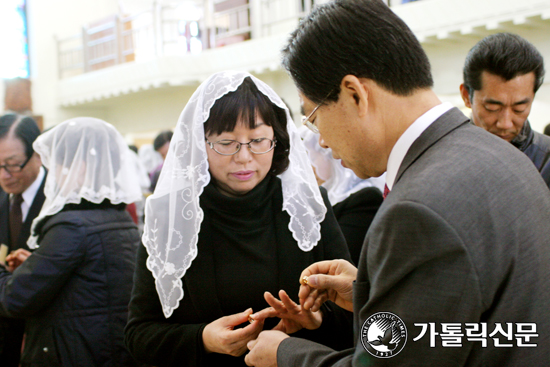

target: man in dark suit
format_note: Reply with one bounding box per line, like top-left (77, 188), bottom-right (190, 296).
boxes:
top-left (460, 33), bottom-right (550, 189)
top-left (245, 0), bottom-right (550, 366)
top-left (0, 114), bottom-right (45, 367)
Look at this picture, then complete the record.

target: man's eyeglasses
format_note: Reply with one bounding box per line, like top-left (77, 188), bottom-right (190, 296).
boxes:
top-left (301, 90), bottom-right (334, 134)
top-left (206, 138), bottom-right (276, 156)
top-left (302, 103), bottom-right (323, 134)
top-left (0, 154), bottom-right (32, 174)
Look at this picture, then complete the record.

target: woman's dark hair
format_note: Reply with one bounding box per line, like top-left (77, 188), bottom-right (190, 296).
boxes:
top-left (153, 130), bottom-right (173, 151)
top-left (282, 0), bottom-right (433, 104)
top-left (204, 77), bottom-right (290, 176)
top-left (463, 33), bottom-right (545, 98)
top-left (0, 114), bottom-right (41, 159)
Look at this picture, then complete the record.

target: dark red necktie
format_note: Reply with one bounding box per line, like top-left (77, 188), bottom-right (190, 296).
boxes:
top-left (9, 194), bottom-right (24, 248)
top-left (383, 184), bottom-right (390, 199)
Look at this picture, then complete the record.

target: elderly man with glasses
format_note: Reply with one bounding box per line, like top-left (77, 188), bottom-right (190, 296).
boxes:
top-left (0, 113), bottom-right (45, 367)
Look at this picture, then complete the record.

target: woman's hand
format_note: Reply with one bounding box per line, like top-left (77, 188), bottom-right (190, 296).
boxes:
top-left (202, 308), bottom-right (265, 357)
top-left (299, 259), bottom-right (357, 312)
top-left (251, 290), bottom-right (323, 334)
top-left (5, 249), bottom-right (32, 272)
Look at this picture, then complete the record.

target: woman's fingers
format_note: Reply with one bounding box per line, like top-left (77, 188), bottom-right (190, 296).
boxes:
top-left (250, 306), bottom-right (277, 321)
top-left (278, 290), bottom-right (299, 313)
top-left (264, 291), bottom-right (285, 313)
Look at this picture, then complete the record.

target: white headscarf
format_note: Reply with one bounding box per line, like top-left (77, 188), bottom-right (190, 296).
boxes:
top-left (143, 71), bottom-right (326, 318)
top-left (300, 126), bottom-right (386, 206)
top-left (28, 118), bottom-right (143, 249)
top-left (138, 144), bottom-right (163, 175)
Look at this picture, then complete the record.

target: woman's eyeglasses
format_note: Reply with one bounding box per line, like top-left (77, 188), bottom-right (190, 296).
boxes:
top-left (206, 137), bottom-right (276, 156)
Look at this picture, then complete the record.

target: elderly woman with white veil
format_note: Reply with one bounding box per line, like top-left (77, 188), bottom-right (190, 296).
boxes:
top-left (0, 118), bottom-right (142, 366)
top-left (124, 71), bottom-right (353, 367)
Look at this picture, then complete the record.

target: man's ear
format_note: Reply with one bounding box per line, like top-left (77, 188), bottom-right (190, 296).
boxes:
top-left (459, 84), bottom-right (472, 109)
top-left (340, 75), bottom-right (369, 117)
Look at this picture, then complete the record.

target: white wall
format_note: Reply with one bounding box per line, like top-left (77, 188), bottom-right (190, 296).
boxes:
top-left (26, 0), bottom-right (120, 126)
top-left (25, 0), bottom-right (550, 138)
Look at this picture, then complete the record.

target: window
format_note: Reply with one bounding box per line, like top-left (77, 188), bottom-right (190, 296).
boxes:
top-left (0, 0), bottom-right (29, 78)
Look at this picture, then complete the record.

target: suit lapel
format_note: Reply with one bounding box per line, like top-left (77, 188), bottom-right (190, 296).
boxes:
top-left (0, 191), bottom-right (9, 247)
top-left (395, 108), bottom-right (469, 185)
top-left (17, 172), bottom-right (47, 251)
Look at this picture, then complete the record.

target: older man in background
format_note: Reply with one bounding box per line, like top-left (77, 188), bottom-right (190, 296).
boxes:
top-left (0, 114), bottom-right (45, 367)
top-left (460, 32), bottom-right (550, 188)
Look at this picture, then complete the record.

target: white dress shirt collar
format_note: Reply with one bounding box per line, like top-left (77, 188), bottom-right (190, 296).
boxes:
top-left (14, 166), bottom-right (45, 221)
top-left (386, 102), bottom-right (453, 190)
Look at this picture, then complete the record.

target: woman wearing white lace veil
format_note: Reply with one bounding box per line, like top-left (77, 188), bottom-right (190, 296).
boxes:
top-left (300, 126), bottom-right (385, 264)
top-left (0, 118), bottom-right (142, 366)
top-left (125, 71), bottom-right (353, 367)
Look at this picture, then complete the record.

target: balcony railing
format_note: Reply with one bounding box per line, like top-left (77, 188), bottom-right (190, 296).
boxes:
top-left (56, 0), bottom-right (421, 79)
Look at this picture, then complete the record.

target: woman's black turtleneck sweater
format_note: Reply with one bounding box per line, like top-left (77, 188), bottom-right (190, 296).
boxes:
top-left (126, 175), bottom-right (353, 367)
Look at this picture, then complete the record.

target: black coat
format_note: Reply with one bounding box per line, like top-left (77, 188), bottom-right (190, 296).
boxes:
top-left (0, 203), bottom-right (140, 367)
top-left (511, 120), bottom-right (550, 189)
top-left (0, 172), bottom-right (46, 367)
top-left (332, 187), bottom-right (383, 265)
top-left (125, 176), bottom-right (353, 367)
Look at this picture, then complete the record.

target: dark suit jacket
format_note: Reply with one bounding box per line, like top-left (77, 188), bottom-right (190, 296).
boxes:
top-left (278, 108), bottom-right (550, 366)
top-left (0, 172), bottom-right (46, 367)
top-left (0, 173), bottom-right (47, 252)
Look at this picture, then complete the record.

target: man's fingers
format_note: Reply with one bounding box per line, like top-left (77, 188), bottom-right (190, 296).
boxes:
top-left (303, 289), bottom-right (328, 311)
top-left (298, 284), bottom-right (312, 304)
top-left (299, 260), bottom-right (337, 282)
top-left (247, 338), bottom-right (257, 350)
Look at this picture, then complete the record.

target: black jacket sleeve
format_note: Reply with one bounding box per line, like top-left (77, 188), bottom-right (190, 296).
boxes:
top-left (0, 221), bottom-right (86, 318)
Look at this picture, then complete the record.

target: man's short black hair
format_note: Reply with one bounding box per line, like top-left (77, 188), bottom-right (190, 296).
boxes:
top-left (282, 0), bottom-right (434, 104)
top-left (153, 130), bottom-right (173, 151)
top-left (0, 114), bottom-right (41, 159)
top-left (204, 77), bottom-right (290, 176)
top-left (463, 33), bottom-right (545, 96)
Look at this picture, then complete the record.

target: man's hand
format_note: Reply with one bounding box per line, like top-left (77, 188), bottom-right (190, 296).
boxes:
top-left (251, 290), bottom-right (323, 334)
top-left (202, 308), bottom-right (265, 356)
top-left (299, 259), bottom-right (357, 312)
top-left (245, 330), bottom-right (289, 367)
top-left (6, 249), bottom-right (32, 272)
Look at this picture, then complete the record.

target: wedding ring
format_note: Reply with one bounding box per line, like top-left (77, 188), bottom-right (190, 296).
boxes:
top-left (248, 315), bottom-right (255, 323)
top-left (301, 275), bottom-right (309, 285)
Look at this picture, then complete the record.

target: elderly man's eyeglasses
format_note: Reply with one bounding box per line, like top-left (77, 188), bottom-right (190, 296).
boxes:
top-left (0, 155), bottom-right (32, 174)
top-left (206, 138), bottom-right (276, 156)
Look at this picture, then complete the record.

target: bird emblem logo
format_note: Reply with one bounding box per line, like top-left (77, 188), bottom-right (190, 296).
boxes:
top-left (361, 312), bottom-right (407, 358)
top-left (369, 321), bottom-right (398, 350)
